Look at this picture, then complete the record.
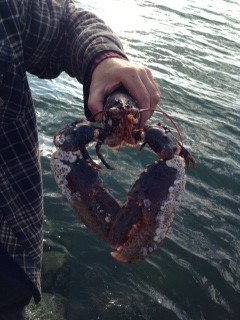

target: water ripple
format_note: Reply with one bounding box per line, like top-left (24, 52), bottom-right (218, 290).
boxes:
top-left (28, 0), bottom-right (240, 319)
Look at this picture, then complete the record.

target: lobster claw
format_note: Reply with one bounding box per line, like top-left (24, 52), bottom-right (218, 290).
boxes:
top-left (109, 156), bottom-right (186, 263)
top-left (50, 149), bottom-right (121, 241)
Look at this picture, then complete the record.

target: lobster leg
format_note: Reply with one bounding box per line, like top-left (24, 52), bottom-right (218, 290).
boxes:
top-left (81, 146), bottom-right (101, 170)
top-left (95, 140), bottom-right (114, 170)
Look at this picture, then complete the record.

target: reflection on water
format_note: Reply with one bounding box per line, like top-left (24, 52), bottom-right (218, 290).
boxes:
top-left (27, 0), bottom-right (240, 319)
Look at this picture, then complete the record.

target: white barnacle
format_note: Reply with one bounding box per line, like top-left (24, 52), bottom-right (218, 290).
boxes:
top-left (63, 152), bottom-right (77, 163)
top-left (143, 198), bottom-right (151, 208)
top-left (174, 179), bottom-right (180, 185)
top-left (58, 136), bottom-right (65, 144)
top-left (50, 149), bottom-right (76, 202)
top-left (94, 129), bottom-right (100, 139)
top-left (144, 155), bottom-right (187, 253)
top-left (140, 131), bottom-right (145, 141)
top-left (166, 156), bottom-right (185, 176)
top-left (73, 150), bottom-right (83, 157)
top-left (105, 215), bottom-right (111, 223)
top-left (140, 247), bottom-right (148, 258)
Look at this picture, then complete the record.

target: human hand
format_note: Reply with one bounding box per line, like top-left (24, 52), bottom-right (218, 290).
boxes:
top-left (87, 58), bottom-right (160, 127)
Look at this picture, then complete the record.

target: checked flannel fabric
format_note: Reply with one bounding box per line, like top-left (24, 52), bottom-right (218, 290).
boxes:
top-left (0, 0), bottom-right (125, 302)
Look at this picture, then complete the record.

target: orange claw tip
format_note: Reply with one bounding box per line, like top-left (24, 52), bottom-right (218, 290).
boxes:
top-left (111, 251), bottom-right (129, 263)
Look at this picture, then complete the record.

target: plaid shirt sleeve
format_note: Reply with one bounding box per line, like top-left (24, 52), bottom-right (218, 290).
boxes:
top-left (0, 0), bottom-right (126, 303)
top-left (22, 0), bottom-right (127, 82)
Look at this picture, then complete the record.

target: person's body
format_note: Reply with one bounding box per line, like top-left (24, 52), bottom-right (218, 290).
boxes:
top-left (0, 0), bottom-right (159, 318)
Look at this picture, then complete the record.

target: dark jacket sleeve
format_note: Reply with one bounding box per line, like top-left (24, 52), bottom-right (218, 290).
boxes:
top-left (22, 0), bottom-right (127, 83)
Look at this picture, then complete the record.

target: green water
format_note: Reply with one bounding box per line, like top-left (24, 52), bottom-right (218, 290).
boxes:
top-left (27, 0), bottom-right (240, 319)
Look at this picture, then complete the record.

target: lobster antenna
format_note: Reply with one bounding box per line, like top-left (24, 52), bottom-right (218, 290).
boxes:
top-left (89, 110), bottom-right (111, 122)
top-left (90, 107), bottom-right (183, 144)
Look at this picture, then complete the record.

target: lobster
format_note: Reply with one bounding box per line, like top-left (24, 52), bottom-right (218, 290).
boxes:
top-left (50, 87), bottom-right (195, 263)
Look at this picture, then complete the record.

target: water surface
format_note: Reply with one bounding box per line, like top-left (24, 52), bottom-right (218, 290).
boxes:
top-left (27, 0), bottom-right (240, 319)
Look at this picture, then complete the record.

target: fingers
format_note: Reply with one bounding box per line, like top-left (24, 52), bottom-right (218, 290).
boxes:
top-left (118, 66), bottom-right (160, 126)
top-left (87, 58), bottom-right (122, 122)
top-left (87, 58), bottom-right (160, 125)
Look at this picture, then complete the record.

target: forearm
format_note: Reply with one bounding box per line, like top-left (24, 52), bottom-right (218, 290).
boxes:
top-left (22, 0), bottom-right (126, 83)
top-left (64, 1), bottom-right (127, 83)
